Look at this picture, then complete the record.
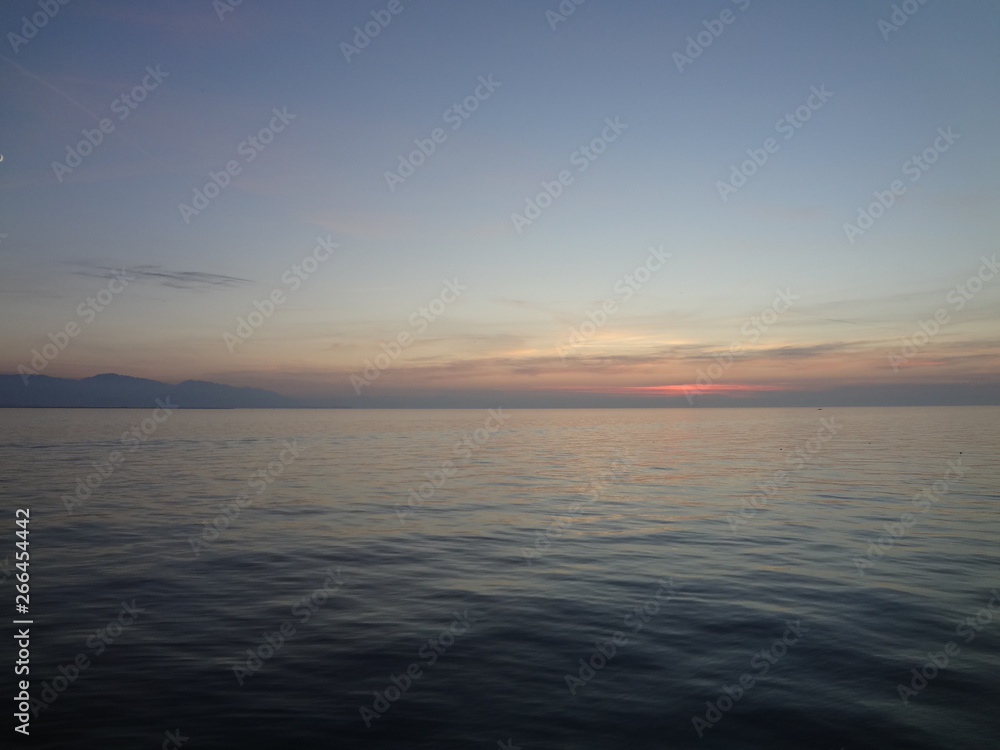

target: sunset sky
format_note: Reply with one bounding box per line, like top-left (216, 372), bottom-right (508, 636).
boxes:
top-left (1, 0), bottom-right (998, 406)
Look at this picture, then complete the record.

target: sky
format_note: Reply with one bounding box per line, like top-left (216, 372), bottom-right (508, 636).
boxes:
top-left (1, 0), bottom-right (998, 407)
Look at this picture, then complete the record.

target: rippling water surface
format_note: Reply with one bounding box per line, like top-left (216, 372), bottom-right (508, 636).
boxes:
top-left (2, 407), bottom-right (999, 749)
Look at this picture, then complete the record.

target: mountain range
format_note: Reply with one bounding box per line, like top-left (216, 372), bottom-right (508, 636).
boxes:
top-left (0, 373), bottom-right (317, 408)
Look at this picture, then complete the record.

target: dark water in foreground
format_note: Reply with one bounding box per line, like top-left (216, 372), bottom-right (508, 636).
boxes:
top-left (2, 407), bottom-right (998, 749)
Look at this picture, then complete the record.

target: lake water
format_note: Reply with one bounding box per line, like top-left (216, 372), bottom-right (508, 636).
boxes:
top-left (2, 406), bottom-right (999, 749)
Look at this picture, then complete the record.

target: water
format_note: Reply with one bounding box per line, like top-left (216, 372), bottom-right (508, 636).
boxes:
top-left (2, 406), bottom-right (998, 749)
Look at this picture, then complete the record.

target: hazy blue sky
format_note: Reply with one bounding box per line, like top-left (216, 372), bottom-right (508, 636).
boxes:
top-left (2, 0), bottom-right (998, 406)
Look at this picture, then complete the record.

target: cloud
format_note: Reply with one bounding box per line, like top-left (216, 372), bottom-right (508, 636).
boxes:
top-left (491, 296), bottom-right (583, 327)
top-left (73, 262), bottom-right (253, 290)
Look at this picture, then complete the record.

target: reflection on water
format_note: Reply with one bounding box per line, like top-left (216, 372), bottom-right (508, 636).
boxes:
top-left (2, 407), bottom-right (998, 749)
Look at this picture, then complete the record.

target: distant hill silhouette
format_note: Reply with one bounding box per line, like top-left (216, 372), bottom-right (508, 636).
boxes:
top-left (0, 373), bottom-right (306, 408)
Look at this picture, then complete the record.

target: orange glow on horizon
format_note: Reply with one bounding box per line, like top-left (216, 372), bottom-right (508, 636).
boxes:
top-left (557, 383), bottom-right (792, 395)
